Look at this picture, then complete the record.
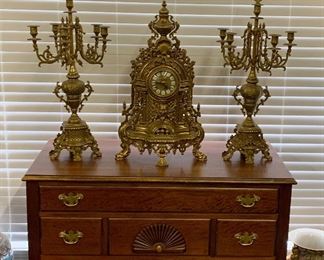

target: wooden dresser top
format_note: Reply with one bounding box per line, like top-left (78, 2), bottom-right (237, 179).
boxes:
top-left (23, 139), bottom-right (296, 185)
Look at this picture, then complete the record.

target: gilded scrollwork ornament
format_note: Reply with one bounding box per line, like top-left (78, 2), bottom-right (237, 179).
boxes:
top-left (116, 1), bottom-right (207, 166)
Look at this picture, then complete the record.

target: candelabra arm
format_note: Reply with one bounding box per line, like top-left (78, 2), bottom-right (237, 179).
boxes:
top-left (234, 52), bottom-right (250, 71)
top-left (31, 41), bottom-right (62, 67)
top-left (260, 48), bottom-right (285, 72)
top-left (220, 47), bottom-right (232, 67)
top-left (257, 58), bottom-right (273, 74)
top-left (222, 27), bottom-right (252, 72)
top-left (79, 81), bottom-right (94, 112)
top-left (270, 50), bottom-right (291, 70)
top-left (75, 20), bottom-right (108, 67)
top-left (221, 48), bottom-right (249, 72)
top-left (260, 31), bottom-right (296, 72)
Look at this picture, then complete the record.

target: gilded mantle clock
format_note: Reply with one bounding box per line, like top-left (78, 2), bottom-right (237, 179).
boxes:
top-left (115, 1), bottom-right (207, 166)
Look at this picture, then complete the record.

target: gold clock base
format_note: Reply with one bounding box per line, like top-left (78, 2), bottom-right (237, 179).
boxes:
top-left (49, 115), bottom-right (102, 162)
top-left (115, 140), bottom-right (207, 167)
top-left (222, 119), bottom-right (272, 164)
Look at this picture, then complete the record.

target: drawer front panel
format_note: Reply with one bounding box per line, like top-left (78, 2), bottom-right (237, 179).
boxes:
top-left (216, 219), bottom-right (276, 257)
top-left (41, 217), bottom-right (102, 255)
top-left (109, 218), bottom-right (210, 256)
top-left (40, 186), bottom-right (278, 213)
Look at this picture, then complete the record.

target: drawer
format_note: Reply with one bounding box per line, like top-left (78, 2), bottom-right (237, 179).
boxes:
top-left (109, 218), bottom-right (210, 256)
top-left (41, 217), bottom-right (102, 255)
top-left (216, 219), bottom-right (276, 257)
top-left (40, 186), bottom-right (278, 213)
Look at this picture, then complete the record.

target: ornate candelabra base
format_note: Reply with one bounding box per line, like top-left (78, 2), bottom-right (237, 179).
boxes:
top-left (49, 114), bottom-right (102, 161)
top-left (222, 117), bottom-right (272, 164)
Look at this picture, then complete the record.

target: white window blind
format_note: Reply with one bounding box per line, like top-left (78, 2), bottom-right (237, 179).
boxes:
top-left (0, 0), bottom-right (323, 252)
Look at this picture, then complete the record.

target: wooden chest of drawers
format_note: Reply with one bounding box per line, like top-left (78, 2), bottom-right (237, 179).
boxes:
top-left (23, 140), bottom-right (296, 260)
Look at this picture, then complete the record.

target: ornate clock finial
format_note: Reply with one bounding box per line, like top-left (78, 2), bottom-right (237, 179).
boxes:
top-left (160, 1), bottom-right (168, 15)
top-left (148, 1), bottom-right (180, 49)
top-left (115, 2), bottom-right (207, 167)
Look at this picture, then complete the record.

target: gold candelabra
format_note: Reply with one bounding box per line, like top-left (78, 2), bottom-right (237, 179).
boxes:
top-left (218, 0), bottom-right (296, 164)
top-left (28, 0), bottom-right (110, 161)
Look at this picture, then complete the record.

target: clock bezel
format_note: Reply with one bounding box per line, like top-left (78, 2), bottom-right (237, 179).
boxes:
top-left (147, 67), bottom-right (179, 99)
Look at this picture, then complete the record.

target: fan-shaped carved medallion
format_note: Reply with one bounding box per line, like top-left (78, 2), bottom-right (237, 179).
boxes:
top-left (133, 223), bottom-right (186, 254)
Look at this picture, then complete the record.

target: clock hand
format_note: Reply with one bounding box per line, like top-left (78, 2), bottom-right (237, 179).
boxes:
top-left (156, 79), bottom-right (168, 89)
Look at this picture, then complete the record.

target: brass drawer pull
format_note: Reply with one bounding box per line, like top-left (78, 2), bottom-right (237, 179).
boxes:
top-left (236, 194), bottom-right (260, 208)
top-left (58, 192), bottom-right (84, 207)
top-left (234, 232), bottom-right (258, 246)
top-left (154, 243), bottom-right (164, 253)
top-left (59, 230), bottom-right (83, 245)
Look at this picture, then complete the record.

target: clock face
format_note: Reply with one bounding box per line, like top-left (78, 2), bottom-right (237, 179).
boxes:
top-left (150, 69), bottom-right (178, 98)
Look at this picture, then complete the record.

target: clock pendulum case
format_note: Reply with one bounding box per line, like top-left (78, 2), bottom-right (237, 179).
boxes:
top-left (115, 1), bottom-right (207, 167)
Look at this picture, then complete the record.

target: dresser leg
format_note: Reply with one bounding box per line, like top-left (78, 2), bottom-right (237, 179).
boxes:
top-left (276, 185), bottom-right (293, 260)
top-left (26, 182), bottom-right (41, 260)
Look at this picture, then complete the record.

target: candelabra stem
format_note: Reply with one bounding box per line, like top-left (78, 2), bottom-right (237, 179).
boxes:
top-left (67, 64), bottom-right (79, 79)
top-left (247, 67), bottom-right (258, 84)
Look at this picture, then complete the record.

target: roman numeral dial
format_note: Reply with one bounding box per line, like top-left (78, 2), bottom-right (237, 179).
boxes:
top-left (150, 69), bottom-right (178, 98)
